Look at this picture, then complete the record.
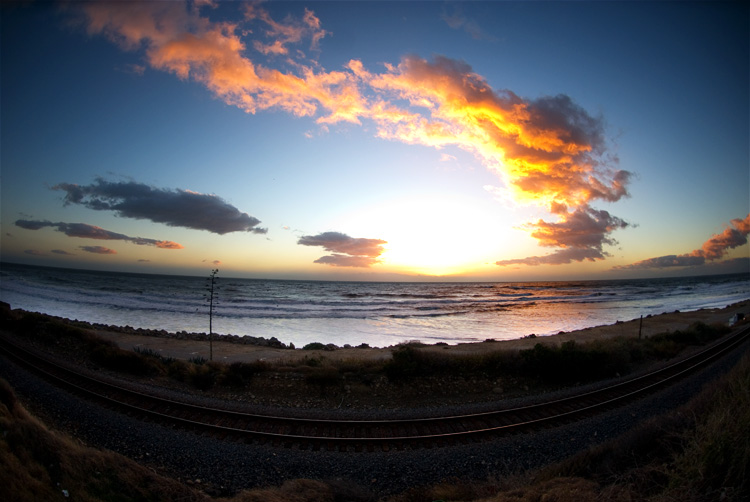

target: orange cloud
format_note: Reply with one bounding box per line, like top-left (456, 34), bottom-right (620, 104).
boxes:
top-left (80, 4), bottom-right (626, 210)
top-left (78, 2), bottom-right (630, 266)
top-left (366, 56), bottom-right (629, 211)
top-left (244, 3), bottom-right (328, 55)
top-left (155, 240), bottom-right (184, 249)
top-left (81, 2), bottom-right (356, 124)
top-left (615, 214), bottom-right (750, 270)
top-left (696, 214), bottom-right (750, 260)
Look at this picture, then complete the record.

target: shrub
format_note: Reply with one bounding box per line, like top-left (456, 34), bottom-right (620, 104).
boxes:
top-left (220, 361), bottom-right (268, 387)
top-left (644, 322), bottom-right (730, 360)
top-left (188, 355), bottom-right (208, 365)
top-left (305, 366), bottom-right (342, 395)
top-left (644, 337), bottom-right (682, 360)
top-left (384, 345), bottom-right (429, 381)
top-left (520, 340), bottom-right (629, 385)
top-left (14, 312), bottom-right (92, 346)
top-left (166, 360), bottom-right (191, 382)
top-left (90, 345), bottom-right (163, 377)
top-left (133, 346), bottom-right (175, 365)
top-left (469, 350), bottom-right (524, 378)
top-left (188, 362), bottom-right (222, 390)
top-left (302, 342), bottom-right (327, 350)
top-left (301, 356), bottom-right (323, 367)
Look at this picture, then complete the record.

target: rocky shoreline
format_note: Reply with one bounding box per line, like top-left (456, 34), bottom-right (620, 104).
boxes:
top-left (6, 299), bottom-right (746, 367)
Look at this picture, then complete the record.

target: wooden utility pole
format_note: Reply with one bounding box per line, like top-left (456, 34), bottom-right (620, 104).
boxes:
top-left (638, 315), bottom-right (643, 339)
top-left (206, 269), bottom-right (219, 361)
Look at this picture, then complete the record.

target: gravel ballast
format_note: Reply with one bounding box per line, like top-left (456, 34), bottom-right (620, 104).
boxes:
top-left (1, 337), bottom-right (748, 498)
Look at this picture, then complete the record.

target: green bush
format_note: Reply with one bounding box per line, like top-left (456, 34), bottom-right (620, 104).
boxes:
top-left (305, 366), bottom-right (342, 395)
top-left (520, 340), bottom-right (630, 385)
top-left (643, 322), bottom-right (728, 360)
top-left (14, 312), bottom-right (91, 346)
top-left (166, 360), bottom-right (191, 382)
top-left (188, 363), bottom-right (222, 390)
top-left (384, 345), bottom-right (430, 381)
top-left (302, 342), bottom-right (327, 350)
top-left (90, 345), bottom-right (163, 377)
top-left (301, 356), bottom-right (323, 367)
top-left (133, 346), bottom-right (175, 365)
top-left (188, 355), bottom-right (207, 365)
top-left (384, 346), bottom-right (526, 382)
top-left (220, 361), bottom-right (268, 387)
top-left (644, 337), bottom-right (682, 360)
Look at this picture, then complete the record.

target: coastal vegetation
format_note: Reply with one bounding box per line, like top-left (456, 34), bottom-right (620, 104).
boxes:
top-left (2, 348), bottom-right (747, 500)
top-left (0, 308), bottom-right (732, 397)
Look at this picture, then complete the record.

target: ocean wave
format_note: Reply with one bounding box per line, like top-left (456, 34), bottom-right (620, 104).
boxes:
top-left (2, 263), bottom-right (747, 347)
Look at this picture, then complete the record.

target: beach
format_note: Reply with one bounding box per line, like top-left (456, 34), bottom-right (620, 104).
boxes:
top-left (4, 264), bottom-right (748, 348)
top-left (92, 299), bottom-right (750, 365)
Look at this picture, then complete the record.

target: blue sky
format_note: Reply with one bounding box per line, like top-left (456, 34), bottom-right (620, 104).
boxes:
top-left (1, 1), bottom-right (748, 281)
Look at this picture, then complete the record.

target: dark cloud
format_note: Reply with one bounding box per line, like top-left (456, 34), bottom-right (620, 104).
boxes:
top-left (708, 257), bottom-right (750, 273)
top-left (15, 220), bottom-right (51, 230)
top-left (614, 254), bottom-right (706, 270)
top-left (614, 214), bottom-right (750, 270)
top-left (496, 247), bottom-right (608, 267)
top-left (15, 219), bottom-right (183, 249)
top-left (24, 249), bottom-right (45, 256)
top-left (80, 246), bottom-right (117, 254)
top-left (298, 231), bottom-right (387, 268)
top-left (51, 249), bottom-right (75, 255)
top-left (496, 206), bottom-right (629, 267)
top-left (529, 207), bottom-right (629, 249)
top-left (313, 254), bottom-right (381, 268)
top-left (51, 179), bottom-right (267, 235)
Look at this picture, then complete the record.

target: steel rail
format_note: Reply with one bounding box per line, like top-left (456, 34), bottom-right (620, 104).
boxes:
top-left (1, 324), bottom-right (747, 449)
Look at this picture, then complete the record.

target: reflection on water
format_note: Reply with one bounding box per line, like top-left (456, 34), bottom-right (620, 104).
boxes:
top-left (1, 262), bottom-right (748, 347)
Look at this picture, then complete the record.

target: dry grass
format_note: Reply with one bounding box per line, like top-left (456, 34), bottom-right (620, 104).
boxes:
top-left (2, 350), bottom-right (748, 501)
top-left (383, 350), bottom-right (750, 502)
top-left (507, 351), bottom-right (750, 502)
top-left (3, 307), bottom-right (733, 397)
top-left (0, 379), bottom-right (207, 502)
top-left (3, 306), bottom-right (748, 501)
top-left (1, 376), bottom-right (373, 501)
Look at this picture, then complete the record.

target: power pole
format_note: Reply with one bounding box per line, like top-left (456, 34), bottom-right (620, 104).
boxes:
top-left (206, 269), bottom-right (219, 361)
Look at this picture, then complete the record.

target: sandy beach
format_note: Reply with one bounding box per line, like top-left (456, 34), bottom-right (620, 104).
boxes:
top-left (92, 299), bottom-right (750, 365)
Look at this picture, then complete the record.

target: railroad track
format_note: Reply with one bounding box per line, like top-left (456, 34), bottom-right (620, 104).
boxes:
top-left (1, 325), bottom-right (748, 451)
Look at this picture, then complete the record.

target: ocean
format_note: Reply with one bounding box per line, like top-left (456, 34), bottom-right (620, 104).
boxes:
top-left (1, 262), bottom-right (748, 348)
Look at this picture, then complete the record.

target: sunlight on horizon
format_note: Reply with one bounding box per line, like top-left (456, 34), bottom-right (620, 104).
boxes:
top-left (1, 2), bottom-right (747, 281)
top-left (337, 194), bottom-right (527, 276)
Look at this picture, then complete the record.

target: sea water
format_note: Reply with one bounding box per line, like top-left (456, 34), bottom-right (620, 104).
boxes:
top-left (1, 262), bottom-right (748, 348)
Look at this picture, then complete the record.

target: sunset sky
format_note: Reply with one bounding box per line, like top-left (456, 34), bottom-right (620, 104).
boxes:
top-left (2, 1), bottom-right (748, 281)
